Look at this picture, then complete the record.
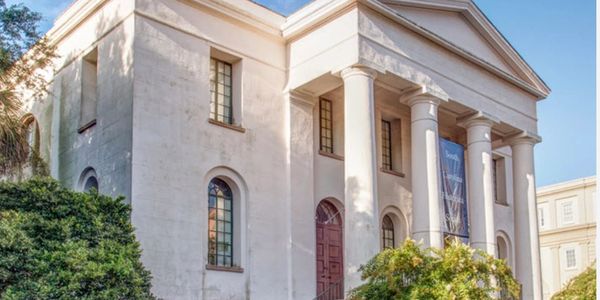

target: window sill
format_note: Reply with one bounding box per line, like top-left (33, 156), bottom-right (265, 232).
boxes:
top-left (318, 150), bottom-right (344, 161)
top-left (206, 264), bottom-right (244, 273)
top-left (494, 201), bottom-right (509, 207)
top-left (208, 119), bottom-right (246, 133)
top-left (380, 168), bottom-right (405, 178)
top-left (78, 119), bottom-right (96, 134)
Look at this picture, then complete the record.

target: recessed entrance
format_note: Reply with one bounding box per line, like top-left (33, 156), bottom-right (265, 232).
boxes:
top-left (316, 200), bottom-right (343, 297)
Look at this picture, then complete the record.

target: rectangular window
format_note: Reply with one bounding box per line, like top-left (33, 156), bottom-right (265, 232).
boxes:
top-left (538, 208), bottom-right (546, 228)
top-left (493, 157), bottom-right (508, 205)
top-left (566, 249), bottom-right (576, 269)
top-left (562, 201), bottom-right (574, 224)
top-left (381, 120), bottom-right (392, 170)
top-left (210, 58), bottom-right (233, 124)
top-left (319, 99), bottom-right (333, 153)
top-left (79, 48), bottom-right (98, 132)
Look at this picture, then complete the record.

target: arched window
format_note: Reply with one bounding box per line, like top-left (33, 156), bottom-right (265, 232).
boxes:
top-left (79, 167), bottom-right (99, 192)
top-left (22, 115), bottom-right (39, 158)
top-left (382, 215), bottom-right (395, 249)
top-left (208, 178), bottom-right (233, 267)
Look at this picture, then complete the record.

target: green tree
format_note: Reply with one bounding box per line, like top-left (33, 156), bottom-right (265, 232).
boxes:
top-left (349, 239), bottom-right (520, 300)
top-left (0, 178), bottom-right (156, 299)
top-left (551, 265), bottom-right (596, 300)
top-left (0, 0), bottom-right (55, 176)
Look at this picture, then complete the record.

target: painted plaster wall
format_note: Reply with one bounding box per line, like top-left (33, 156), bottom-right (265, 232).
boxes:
top-left (130, 1), bottom-right (289, 297)
top-left (28, 0), bottom-right (136, 200)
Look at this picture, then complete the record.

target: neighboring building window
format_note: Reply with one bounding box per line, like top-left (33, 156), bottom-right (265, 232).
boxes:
top-left (319, 98), bottom-right (333, 153)
top-left (210, 58), bottom-right (233, 124)
top-left (538, 205), bottom-right (549, 229)
top-left (80, 48), bottom-right (98, 132)
top-left (208, 178), bottom-right (233, 267)
top-left (381, 120), bottom-right (392, 170)
top-left (562, 201), bottom-right (574, 224)
top-left (382, 215), bottom-right (395, 249)
top-left (565, 248), bottom-right (576, 269)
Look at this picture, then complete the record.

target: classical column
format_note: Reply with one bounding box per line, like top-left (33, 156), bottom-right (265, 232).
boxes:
top-left (409, 96), bottom-right (443, 248)
top-left (508, 132), bottom-right (542, 300)
top-left (459, 113), bottom-right (497, 255)
top-left (341, 66), bottom-right (379, 292)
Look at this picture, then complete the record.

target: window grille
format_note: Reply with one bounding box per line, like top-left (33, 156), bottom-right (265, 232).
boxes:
top-left (210, 58), bottom-right (233, 124)
top-left (382, 215), bottom-right (395, 249)
top-left (562, 202), bottom-right (574, 224)
top-left (381, 120), bottom-right (392, 170)
top-left (208, 178), bottom-right (233, 267)
top-left (319, 99), bottom-right (333, 153)
top-left (566, 249), bottom-right (576, 268)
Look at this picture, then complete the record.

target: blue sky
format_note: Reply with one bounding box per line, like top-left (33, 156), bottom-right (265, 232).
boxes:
top-left (10, 0), bottom-right (596, 187)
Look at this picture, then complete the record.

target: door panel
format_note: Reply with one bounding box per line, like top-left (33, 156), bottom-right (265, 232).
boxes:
top-left (315, 201), bottom-right (343, 296)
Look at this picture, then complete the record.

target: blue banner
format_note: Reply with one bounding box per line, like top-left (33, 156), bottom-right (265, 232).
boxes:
top-left (439, 138), bottom-right (469, 240)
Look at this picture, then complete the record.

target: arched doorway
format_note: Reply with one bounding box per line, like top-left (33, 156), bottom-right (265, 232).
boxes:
top-left (316, 200), bottom-right (343, 297)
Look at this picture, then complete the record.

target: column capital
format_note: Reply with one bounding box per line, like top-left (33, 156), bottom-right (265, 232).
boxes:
top-left (340, 66), bottom-right (378, 80)
top-left (399, 85), bottom-right (449, 106)
top-left (505, 130), bottom-right (542, 146)
top-left (457, 111), bottom-right (499, 128)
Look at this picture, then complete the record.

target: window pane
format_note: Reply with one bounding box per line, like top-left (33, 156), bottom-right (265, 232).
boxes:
top-left (209, 58), bottom-right (233, 124)
top-left (208, 178), bottom-right (234, 267)
top-left (381, 120), bottom-right (392, 170)
top-left (320, 99), bottom-right (333, 153)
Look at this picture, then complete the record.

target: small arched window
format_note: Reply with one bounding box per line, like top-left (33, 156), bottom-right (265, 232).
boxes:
top-left (22, 115), bottom-right (39, 158)
top-left (382, 215), bottom-right (395, 249)
top-left (79, 167), bottom-right (99, 192)
top-left (208, 178), bottom-right (233, 267)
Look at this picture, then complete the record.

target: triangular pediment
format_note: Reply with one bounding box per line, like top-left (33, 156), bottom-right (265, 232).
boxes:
top-left (380, 0), bottom-right (550, 97)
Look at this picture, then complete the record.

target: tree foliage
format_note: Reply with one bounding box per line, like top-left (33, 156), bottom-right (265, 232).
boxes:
top-left (0, 178), bottom-right (156, 299)
top-left (0, 0), bottom-right (55, 176)
top-left (349, 239), bottom-right (520, 300)
top-left (551, 265), bottom-right (596, 300)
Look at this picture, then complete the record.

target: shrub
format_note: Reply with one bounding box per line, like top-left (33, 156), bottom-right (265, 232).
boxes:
top-left (551, 265), bottom-right (596, 300)
top-left (349, 239), bottom-right (520, 300)
top-left (0, 177), bottom-right (155, 299)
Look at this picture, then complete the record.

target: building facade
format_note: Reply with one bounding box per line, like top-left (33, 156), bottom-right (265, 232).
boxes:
top-left (538, 177), bottom-right (596, 299)
top-left (24, 0), bottom-right (550, 299)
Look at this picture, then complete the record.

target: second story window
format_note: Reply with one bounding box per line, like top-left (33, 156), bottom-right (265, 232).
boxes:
top-left (381, 120), bottom-right (392, 170)
top-left (565, 248), bottom-right (576, 269)
top-left (210, 58), bottom-right (233, 124)
top-left (79, 48), bottom-right (98, 132)
top-left (319, 98), bottom-right (333, 153)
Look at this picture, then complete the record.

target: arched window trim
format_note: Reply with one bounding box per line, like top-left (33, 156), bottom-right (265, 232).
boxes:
top-left (21, 114), bottom-right (40, 157)
top-left (78, 167), bottom-right (99, 192)
top-left (203, 166), bottom-right (247, 273)
top-left (496, 230), bottom-right (514, 270)
top-left (380, 206), bottom-right (409, 250)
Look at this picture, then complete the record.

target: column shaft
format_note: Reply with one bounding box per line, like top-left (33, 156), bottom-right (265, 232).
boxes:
top-left (341, 67), bottom-right (380, 292)
top-left (465, 119), bottom-right (496, 255)
top-left (410, 97), bottom-right (442, 248)
top-left (511, 138), bottom-right (542, 300)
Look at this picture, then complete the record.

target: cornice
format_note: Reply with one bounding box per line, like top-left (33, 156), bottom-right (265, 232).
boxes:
top-left (537, 176), bottom-right (596, 197)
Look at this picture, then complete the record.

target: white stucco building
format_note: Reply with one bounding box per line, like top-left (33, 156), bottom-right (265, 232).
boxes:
top-left (24, 0), bottom-right (551, 299)
top-left (537, 177), bottom-right (596, 299)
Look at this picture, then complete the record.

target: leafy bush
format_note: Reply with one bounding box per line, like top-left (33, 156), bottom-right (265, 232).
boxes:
top-left (552, 265), bottom-right (596, 300)
top-left (349, 239), bottom-right (520, 300)
top-left (0, 178), bottom-right (155, 299)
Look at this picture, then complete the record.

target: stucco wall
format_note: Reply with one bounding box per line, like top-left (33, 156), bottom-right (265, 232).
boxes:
top-left (130, 1), bottom-right (289, 297)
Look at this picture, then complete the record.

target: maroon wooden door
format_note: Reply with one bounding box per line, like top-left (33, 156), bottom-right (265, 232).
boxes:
top-left (316, 201), bottom-right (343, 296)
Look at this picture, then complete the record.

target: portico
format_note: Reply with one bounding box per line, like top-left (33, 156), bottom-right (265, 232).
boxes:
top-left (286, 1), bottom-right (548, 298)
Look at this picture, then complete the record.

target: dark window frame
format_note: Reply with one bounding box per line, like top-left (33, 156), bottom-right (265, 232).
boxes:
top-left (208, 178), bottom-right (234, 267)
top-left (382, 215), bottom-right (395, 249)
top-left (319, 98), bottom-right (333, 153)
top-left (210, 58), bottom-right (233, 125)
top-left (381, 120), bottom-right (393, 170)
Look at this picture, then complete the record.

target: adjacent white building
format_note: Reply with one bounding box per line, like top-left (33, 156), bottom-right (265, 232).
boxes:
top-left (537, 177), bottom-right (596, 299)
top-left (23, 0), bottom-right (550, 299)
